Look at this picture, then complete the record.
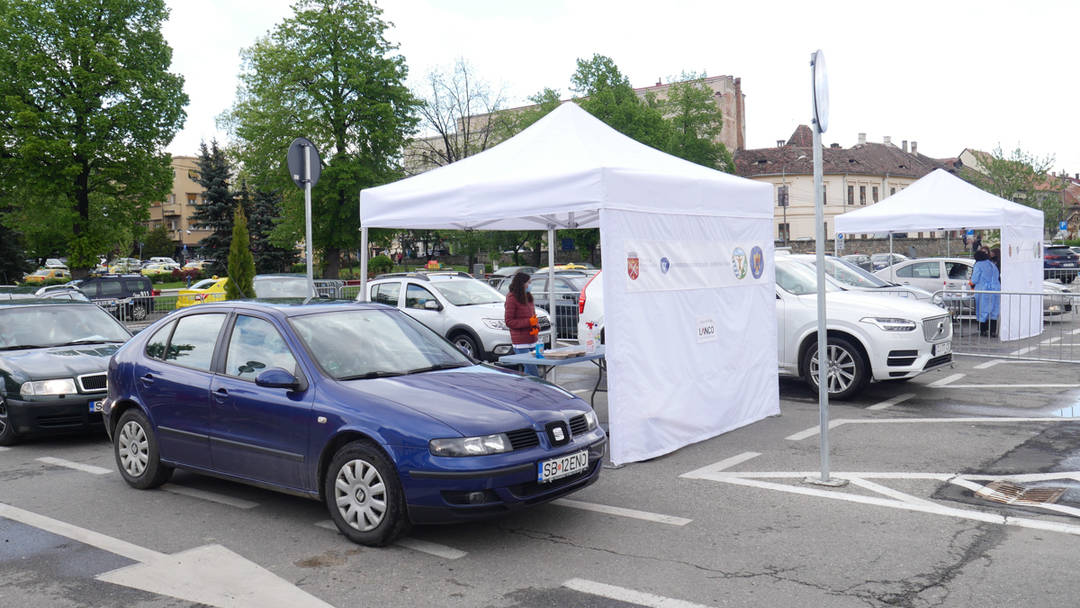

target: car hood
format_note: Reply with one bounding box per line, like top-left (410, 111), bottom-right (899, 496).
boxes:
top-left (0, 343), bottom-right (119, 386)
top-left (798, 291), bottom-right (947, 319)
top-left (343, 366), bottom-right (580, 436)
top-left (453, 301), bottom-right (551, 321)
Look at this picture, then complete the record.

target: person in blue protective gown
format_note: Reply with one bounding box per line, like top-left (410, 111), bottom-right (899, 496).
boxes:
top-left (969, 247), bottom-right (1000, 336)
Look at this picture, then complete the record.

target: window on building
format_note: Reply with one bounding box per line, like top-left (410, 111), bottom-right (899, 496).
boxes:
top-left (777, 184), bottom-right (789, 207)
top-left (859, 186), bottom-right (866, 205)
top-left (778, 223), bottom-right (790, 241)
top-left (872, 186), bottom-right (879, 202)
top-left (187, 193), bottom-right (197, 205)
top-left (169, 220), bottom-right (178, 231)
top-left (890, 187), bottom-right (896, 196)
top-left (169, 194), bottom-right (176, 204)
top-left (823, 221), bottom-right (828, 238)
top-left (823, 184), bottom-right (827, 205)
top-left (847, 185), bottom-right (854, 205)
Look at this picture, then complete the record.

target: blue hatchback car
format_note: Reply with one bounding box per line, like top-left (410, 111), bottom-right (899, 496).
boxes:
top-left (102, 300), bottom-right (606, 545)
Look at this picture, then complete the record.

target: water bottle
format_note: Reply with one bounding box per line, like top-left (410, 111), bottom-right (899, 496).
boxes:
top-left (534, 343), bottom-right (543, 358)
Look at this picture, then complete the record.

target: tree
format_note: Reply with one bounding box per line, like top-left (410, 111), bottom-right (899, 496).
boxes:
top-left (964, 146), bottom-right (1059, 235)
top-left (224, 0), bottom-right (419, 279)
top-left (408, 58), bottom-right (506, 173)
top-left (0, 223), bottom-right (31, 284)
top-left (659, 74), bottom-right (734, 172)
top-left (142, 226), bottom-right (175, 259)
top-left (225, 205), bottom-right (255, 300)
top-left (570, 54), bottom-right (671, 151)
top-left (0, 0), bottom-right (187, 276)
top-left (247, 184), bottom-right (297, 274)
top-left (190, 141), bottom-right (235, 276)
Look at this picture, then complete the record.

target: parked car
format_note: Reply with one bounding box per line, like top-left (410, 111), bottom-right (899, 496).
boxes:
top-left (33, 284), bottom-right (91, 302)
top-left (44, 258), bottom-right (68, 269)
top-left (71, 274), bottom-right (157, 321)
top-left (1044, 245), bottom-right (1079, 283)
top-left (253, 274), bottom-right (316, 299)
top-left (182, 259), bottom-right (208, 271)
top-left (786, 254), bottom-right (935, 303)
top-left (0, 299), bottom-right (131, 445)
top-left (840, 254), bottom-right (873, 272)
top-left (487, 266), bottom-right (538, 287)
top-left (140, 263), bottom-right (173, 277)
top-left (102, 300), bottom-right (605, 545)
top-left (870, 252), bottom-right (908, 271)
top-left (147, 257), bottom-right (180, 269)
top-left (108, 258), bottom-right (142, 274)
top-left (363, 271), bottom-right (553, 360)
top-left (578, 258), bottom-right (953, 399)
top-left (22, 268), bottom-right (71, 284)
top-left (176, 277), bottom-right (228, 308)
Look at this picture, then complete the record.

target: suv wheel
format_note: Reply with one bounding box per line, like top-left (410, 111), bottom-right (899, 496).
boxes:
top-left (130, 303), bottom-right (148, 321)
top-left (0, 402), bottom-right (19, 446)
top-left (450, 332), bottom-right (480, 359)
top-left (802, 337), bottom-right (868, 400)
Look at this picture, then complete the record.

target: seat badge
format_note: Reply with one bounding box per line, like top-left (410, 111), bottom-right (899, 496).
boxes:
top-left (317, 416), bottom-right (327, 424)
top-left (552, 427), bottom-right (565, 442)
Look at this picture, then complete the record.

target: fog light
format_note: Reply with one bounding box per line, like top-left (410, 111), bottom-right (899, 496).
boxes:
top-left (467, 491), bottom-right (487, 504)
top-left (493, 345), bottom-right (512, 355)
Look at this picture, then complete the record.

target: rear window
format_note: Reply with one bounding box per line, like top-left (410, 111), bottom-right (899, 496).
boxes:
top-left (1046, 247), bottom-right (1073, 255)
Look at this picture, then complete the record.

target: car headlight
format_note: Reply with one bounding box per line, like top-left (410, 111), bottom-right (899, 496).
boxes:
top-left (481, 318), bottom-right (509, 330)
top-left (21, 378), bottom-right (78, 396)
top-left (429, 433), bottom-right (512, 457)
top-left (859, 317), bottom-right (917, 332)
top-left (584, 409), bottom-right (598, 431)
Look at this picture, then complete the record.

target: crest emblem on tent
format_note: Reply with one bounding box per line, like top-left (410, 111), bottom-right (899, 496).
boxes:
top-left (732, 247), bottom-right (748, 280)
top-left (627, 251), bottom-right (640, 280)
top-left (750, 246), bottom-right (764, 279)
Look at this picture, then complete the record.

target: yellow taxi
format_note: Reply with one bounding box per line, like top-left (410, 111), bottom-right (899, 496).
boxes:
top-left (176, 277), bottom-right (228, 308)
top-left (140, 263), bottom-right (173, 277)
top-left (22, 268), bottom-right (72, 284)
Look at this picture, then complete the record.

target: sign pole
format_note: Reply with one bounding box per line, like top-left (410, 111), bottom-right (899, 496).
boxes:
top-left (287, 136), bottom-right (321, 302)
top-left (304, 145), bottom-right (314, 300)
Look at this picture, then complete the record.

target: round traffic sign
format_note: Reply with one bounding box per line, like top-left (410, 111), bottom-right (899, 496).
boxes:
top-left (287, 137), bottom-right (322, 189)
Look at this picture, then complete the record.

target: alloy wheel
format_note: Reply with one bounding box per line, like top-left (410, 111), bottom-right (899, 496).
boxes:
top-left (118, 420), bottom-right (149, 477)
top-left (0, 403), bottom-right (8, 436)
top-left (809, 344), bottom-right (857, 394)
top-left (334, 459), bottom-right (387, 533)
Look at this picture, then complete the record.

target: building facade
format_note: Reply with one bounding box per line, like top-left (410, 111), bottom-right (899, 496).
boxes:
top-left (734, 128), bottom-right (949, 242)
top-left (146, 155), bottom-right (212, 257)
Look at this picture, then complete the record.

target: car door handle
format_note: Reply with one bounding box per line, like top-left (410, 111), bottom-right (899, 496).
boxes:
top-left (213, 388), bottom-right (229, 403)
top-left (140, 373), bottom-right (154, 385)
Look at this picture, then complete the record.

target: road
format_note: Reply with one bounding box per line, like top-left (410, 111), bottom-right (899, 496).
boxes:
top-left (2, 354), bottom-right (1079, 607)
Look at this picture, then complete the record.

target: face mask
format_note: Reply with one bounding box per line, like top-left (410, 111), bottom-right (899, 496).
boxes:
top-left (525, 285), bottom-right (532, 293)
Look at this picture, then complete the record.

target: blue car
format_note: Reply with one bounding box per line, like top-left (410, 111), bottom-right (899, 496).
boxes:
top-left (102, 300), bottom-right (606, 546)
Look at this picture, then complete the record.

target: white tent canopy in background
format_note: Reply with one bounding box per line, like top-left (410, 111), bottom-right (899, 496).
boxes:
top-left (835, 169), bottom-right (1044, 340)
top-left (360, 102), bottom-right (779, 465)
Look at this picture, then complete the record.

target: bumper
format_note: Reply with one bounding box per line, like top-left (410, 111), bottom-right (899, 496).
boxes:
top-left (5, 394), bottom-right (106, 437)
top-left (483, 330), bottom-right (555, 360)
top-left (867, 330), bottom-right (953, 382)
top-left (402, 434), bottom-right (607, 524)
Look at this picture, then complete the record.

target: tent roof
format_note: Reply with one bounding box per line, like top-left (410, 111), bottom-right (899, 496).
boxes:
top-left (360, 102), bottom-right (770, 230)
top-left (835, 168), bottom-right (1044, 234)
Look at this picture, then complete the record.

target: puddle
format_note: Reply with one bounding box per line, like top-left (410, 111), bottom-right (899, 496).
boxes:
top-left (1050, 405), bottom-right (1080, 418)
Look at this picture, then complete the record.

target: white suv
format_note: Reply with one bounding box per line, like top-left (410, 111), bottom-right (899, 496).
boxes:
top-left (363, 272), bottom-right (553, 361)
top-left (578, 258), bottom-right (953, 399)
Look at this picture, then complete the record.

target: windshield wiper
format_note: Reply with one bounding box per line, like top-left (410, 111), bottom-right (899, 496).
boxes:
top-left (406, 362), bottom-right (472, 375)
top-left (339, 370), bottom-right (406, 380)
top-left (54, 339), bottom-right (125, 346)
top-left (0, 344), bottom-right (48, 351)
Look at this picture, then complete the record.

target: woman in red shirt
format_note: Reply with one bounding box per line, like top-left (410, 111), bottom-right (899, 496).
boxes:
top-left (504, 272), bottom-right (540, 376)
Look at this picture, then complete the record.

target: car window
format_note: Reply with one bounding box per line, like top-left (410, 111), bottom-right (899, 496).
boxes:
top-left (165, 313), bottom-right (226, 371)
top-left (190, 278), bottom-right (217, 290)
top-left (125, 278), bottom-right (151, 293)
top-left (531, 278), bottom-right (548, 293)
top-left (428, 279), bottom-right (502, 306)
top-left (775, 261), bottom-right (840, 295)
top-left (224, 315), bottom-right (298, 379)
top-left (822, 258), bottom-right (888, 288)
top-left (907, 262), bottom-right (941, 279)
top-left (372, 282), bottom-right (401, 306)
top-left (145, 321), bottom-right (176, 360)
top-left (99, 280), bottom-right (123, 297)
top-left (405, 284), bottom-right (437, 309)
top-left (946, 262), bottom-right (971, 279)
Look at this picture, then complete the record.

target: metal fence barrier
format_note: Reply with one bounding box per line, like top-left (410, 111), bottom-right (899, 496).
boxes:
top-left (935, 288), bottom-right (1080, 363)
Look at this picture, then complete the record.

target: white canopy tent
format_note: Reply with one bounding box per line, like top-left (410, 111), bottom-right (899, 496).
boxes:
top-left (359, 102), bottom-right (779, 465)
top-left (835, 168), bottom-right (1044, 340)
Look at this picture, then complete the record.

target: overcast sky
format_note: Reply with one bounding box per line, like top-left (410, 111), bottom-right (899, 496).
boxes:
top-left (164, 0), bottom-right (1080, 175)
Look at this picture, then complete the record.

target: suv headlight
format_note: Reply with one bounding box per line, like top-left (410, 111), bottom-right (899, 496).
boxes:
top-left (21, 379), bottom-right (78, 396)
top-left (429, 433), bottom-right (512, 457)
top-left (584, 410), bottom-right (598, 431)
top-left (481, 318), bottom-right (509, 330)
top-left (860, 317), bottom-right (917, 332)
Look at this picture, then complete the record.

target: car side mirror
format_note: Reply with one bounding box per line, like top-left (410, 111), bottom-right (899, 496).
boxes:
top-left (255, 367), bottom-right (302, 391)
top-left (424, 300), bottom-right (441, 311)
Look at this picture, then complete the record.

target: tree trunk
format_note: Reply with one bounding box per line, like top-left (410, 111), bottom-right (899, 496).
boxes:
top-left (532, 238), bottom-right (542, 267)
top-left (324, 246), bottom-right (341, 278)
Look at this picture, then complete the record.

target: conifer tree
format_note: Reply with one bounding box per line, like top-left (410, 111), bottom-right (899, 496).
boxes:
top-left (248, 185), bottom-right (297, 273)
top-left (191, 141), bottom-right (234, 276)
top-left (225, 205), bottom-right (255, 300)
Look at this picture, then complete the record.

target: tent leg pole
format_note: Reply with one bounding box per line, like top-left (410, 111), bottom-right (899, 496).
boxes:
top-left (360, 227), bottom-right (369, 302)
top-left (889, 233), bottom-right (894, 283)
top-left (548, 226), bottom-right (556, 350)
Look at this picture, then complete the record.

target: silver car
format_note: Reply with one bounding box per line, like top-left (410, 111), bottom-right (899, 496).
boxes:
top-left (363, 271), bottom-right (553, 360)
top-left (786, 253), bottom-right (935, 303)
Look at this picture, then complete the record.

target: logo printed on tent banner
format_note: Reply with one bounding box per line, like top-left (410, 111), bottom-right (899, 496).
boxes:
top-left (750, 246), bottom-right (765, 279)
top-left (627, 251), bottom-right (640, 280)
top-left (624, 241), bottom-right (768, 292)
top-left (732, 247), bottom-right (748, 280)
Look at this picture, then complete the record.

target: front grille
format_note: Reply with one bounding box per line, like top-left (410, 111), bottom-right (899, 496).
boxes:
top-left (925, 353), bottom-right (952, 369)
top-left (922, 315), bottom-right (951, 342)
top-left (36, 414), bottom-right (85, 428)
top-left (506, 428), bottom-right (539, 450)
top-left (886, 350), bottom-right (918, 367)
top-left (569, 414), bottom-right (588, 436)
top-left (77, 373), bottom-right (107, 392)
top-left (545, 421), bottom-right (570, 446)
top-left (538, 317), bottom-right (551, 330)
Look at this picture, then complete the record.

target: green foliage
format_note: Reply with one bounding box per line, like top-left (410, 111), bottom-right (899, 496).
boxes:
top-left (142, 226), bottom-right (175, 259)
top-left (191, 141), bottom-right (235, 276)
top-left (0, 0), bottom-right (187, 274)
top-left (660, 74), bottom-right (734, 172)
top-left (247, 183), bottom-right (297, 274)
top-left (369, 254), bottom-right (393, 275)
top-left (224, 0), bottom-right (419, 278)
top-left (962, 146), bottom-right (1059, 235)
top-left (571, 54), bottom-right (670, 151)
top-left (0, 224), bottom-right (30, 283)
top-left (225, 205), bottom-right (255, 299)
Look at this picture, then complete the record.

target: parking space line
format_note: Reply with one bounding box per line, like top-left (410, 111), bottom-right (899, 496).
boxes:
top-left (396, 538), bottom-right (467, 560)
top-left (679, 451), bottom-right (759, 478)
top-left (935, 383), bottom-right (1080, 389)
top-left (1041, 336), bottom-right (1063, 345)
top-left (0, 501), bottom-right (163, 563)
top-left (846, 477), bottom-right (940, 508)
top-left (552, 498), bottom-right (692, 526)
top-left (36, 457), bottom-right (111, 475)
top-left (0, 446), bottom-right (9, 452)
top-left (948, 478), bottom-right (1080, 519)
top-left (973, 359), bottom-right (1002, 369)
top-left (785, 420), bottom-right (842, 441)
top-left (929, 373), bottom-right (965, 387)
top-left (781, 416), bottom-right (1065, 443)
top-left (161, 484), bottom-right (259, 509)
top-left (1072, 328), bottom-right (1080, 335)
top-left (866, 393), bottom-right (915, 411)
top-left (563, 578), bottom-right (711, 608)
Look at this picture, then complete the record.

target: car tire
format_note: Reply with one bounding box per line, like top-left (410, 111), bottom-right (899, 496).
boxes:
top-left (1063, 275), bottom-right (1075, 284)
top-left (130, 303), bottom-right (148, 321)
top-left (801, 336), bottom-right (869, 401)
top-left (449, 332), bottom-right (480, 359)
top-left (114, 409), bottom-right (173, 489)
top-left (324, 440), bottom-right (409, 546)
top-left (0, 402), bottom-right (19, 446)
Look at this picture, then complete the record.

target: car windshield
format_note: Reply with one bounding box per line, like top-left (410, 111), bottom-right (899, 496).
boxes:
top-left (775, 260), bottom-right (841, 295)
top-left (820, 258), bottom-right (891, 288)
top-left (0, 305), bottom-right (129, 349)
top-left (429, 279), bottom-right (504, 306)
top-left (253, 276), bottom-right (312, 298)
top-left (291, 309), bottom-right (471, 380)
top-left (190, 278), bottom-right (218, 290)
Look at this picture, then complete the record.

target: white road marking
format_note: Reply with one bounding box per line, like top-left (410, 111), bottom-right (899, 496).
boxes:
top-left (866, 393), bottom-right (915, 411)
top-left (0, 502), bottom-right (331, 607)
top-left (552, 498), bottom-right (692, 526)
top-left (314, 520), bottom-right (337, 531)
top-left (678, 451), bottom-right (759, 478)
top-left (395, 538), bottom-right (467, 560)
top-left (785, 420), bottom-right (843, 441)
top-left (929, 373), bottom-right (965, 387)
top-left (162, 484), bottom-right (259, 509)
top-left (785, 416), bottom-right (1064, 441)
top-left (1041, 336), bottom-right (1063, 345)
top-left (948, 478), bottom-right (1080, 518)
top-left (972, 359), bottom-right (1002, 369)
top-left (0, 446), bottom-right (10, 452)
top-left (937, 384), bottom-right (1080, 389)
top-left (563, 578), bottom-right (711, 608)
top-left (846, 477), bottom-right (941, 508)
top-left (36, 457), bottom-right (111, 475)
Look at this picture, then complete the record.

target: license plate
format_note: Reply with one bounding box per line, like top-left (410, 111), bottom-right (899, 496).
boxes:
top-left (537, 449), bottom-right (588, 483)
top-left (933, 341), bottom-right (952, 356)
top-left (1065, 263), bottom-right (1076, 267)
top-left (89, 400), bottom-right (102, 413)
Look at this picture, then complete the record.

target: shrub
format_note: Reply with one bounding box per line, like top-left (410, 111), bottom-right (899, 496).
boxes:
top-left (369, 255), bottom-right (393, 275)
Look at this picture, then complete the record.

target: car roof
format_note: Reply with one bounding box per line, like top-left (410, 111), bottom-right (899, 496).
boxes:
top-left (0, 297), bottom-right (98, 307)
top-left (179, 299), bottom-right (388, 319)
